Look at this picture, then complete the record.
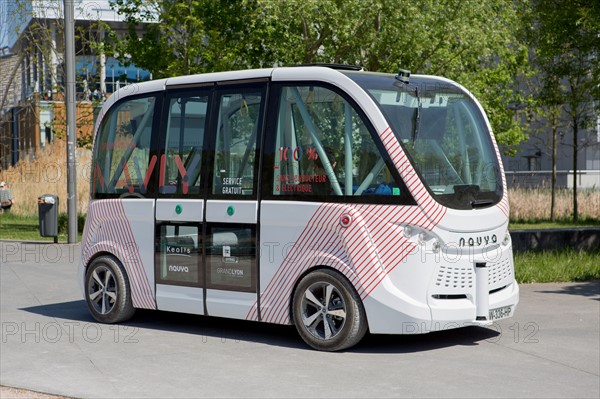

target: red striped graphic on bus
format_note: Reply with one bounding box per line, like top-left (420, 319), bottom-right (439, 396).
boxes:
top-left (380, 126), bottom-right (447, 227)
top-left (81, 200), bottom-right (156, 309)
top-left (248, 202), bottom-right (424, 324)
top-left (246, 126), bottom-right (446, 324)
top-left (489, 130), bottom-right (510, 217)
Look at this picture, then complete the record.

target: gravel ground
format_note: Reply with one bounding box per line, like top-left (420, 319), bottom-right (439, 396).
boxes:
top-left (0, 386), bottom-right (66, 399)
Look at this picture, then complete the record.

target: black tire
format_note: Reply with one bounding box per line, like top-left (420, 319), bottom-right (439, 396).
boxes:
top-left (292, 269), bottom-right (367, 351)
top-left (85, 255), bottom-right (135, 323)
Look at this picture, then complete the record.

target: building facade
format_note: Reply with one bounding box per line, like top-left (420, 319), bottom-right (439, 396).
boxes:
top-left (0, 0), bottom-right (151, 170)
top-left (500, 111), bottom-right (600, 190)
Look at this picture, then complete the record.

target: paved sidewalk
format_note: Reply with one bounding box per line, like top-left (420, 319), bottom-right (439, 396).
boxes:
top-left (1, 242), bottom-right (599, 398)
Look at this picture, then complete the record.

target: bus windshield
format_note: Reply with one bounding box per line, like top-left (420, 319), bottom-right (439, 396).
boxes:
top-left (346, 72), bottom-right (503, 210)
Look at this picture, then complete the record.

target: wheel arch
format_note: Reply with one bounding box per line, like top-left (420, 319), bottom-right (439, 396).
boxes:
top-left (84, 250), bottom-right (126, 277)
top-left (82, 244), bottom-right (157, 310)
top-left (287, 264), bottom-right (365, 328)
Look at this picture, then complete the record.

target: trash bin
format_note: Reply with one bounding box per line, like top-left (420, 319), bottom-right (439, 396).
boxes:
top-left (38, 194), bottom-right (59, 243)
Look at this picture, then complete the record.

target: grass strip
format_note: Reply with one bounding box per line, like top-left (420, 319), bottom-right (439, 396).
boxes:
top-left (0, 213), bottom-right (82, 242)
top-left (510, 217), bottom-right (600, 230)
top-left (514, 249), bottom-right (600, 283)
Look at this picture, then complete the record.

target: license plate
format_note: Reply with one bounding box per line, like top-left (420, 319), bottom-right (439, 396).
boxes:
top-left (489, 306), bottom-right (512, 321)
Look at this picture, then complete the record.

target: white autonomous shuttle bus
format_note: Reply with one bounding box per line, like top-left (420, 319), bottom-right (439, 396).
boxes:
top-left (80, 65), bottom-right (518, 351)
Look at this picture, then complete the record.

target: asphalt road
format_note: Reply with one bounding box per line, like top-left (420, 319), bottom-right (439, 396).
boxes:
top-left (1, 241), bottom-right (598, 398)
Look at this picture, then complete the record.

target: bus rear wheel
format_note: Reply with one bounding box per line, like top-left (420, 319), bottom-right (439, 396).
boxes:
top-left (292, 269), bottom-right (367, 351)
top-left (85, 255), bottom-right (135, 324)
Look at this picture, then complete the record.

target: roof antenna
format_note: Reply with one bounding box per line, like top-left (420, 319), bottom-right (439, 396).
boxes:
top-left (395, 68), bottom-right (411, 84)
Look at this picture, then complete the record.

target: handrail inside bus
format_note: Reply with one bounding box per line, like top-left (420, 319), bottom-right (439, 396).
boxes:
top-left (108, 103), bottom-right (154, 192)
top-left (291, 87), bottom-right (343, 196)
top-left (177, 98), bottom-right (187, 189)
top-left (461, 101), bottom-right (487, 186)
top-left (428, 140), bottom-right (463, 185)
top-left (344, 102), bottom-right (353, 195)
top-left (449, 103), bottom-right (471, 185)
top-left (237, 99), bottom-right (259, 180)
top-left (354, 158), bottom-right (385, 195)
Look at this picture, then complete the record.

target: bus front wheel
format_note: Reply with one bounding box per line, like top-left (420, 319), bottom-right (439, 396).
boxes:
top-left (292, 269), bottom-right (367, 351)
top-left (85, 255), bottom-right (135, 324)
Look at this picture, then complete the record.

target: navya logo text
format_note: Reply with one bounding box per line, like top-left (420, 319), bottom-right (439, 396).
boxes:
top-left (166, 245), bottom-right (192, 255)
top-left (458, 234), bottom-right (497, 247)
top-left (168, 265), bottom-right (189, 273)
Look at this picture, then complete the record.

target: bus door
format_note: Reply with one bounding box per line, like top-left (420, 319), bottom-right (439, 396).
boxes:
top-left (155, 89), bottom-right (210, 315)
top-left (204, 83), bottom-right (267, 319)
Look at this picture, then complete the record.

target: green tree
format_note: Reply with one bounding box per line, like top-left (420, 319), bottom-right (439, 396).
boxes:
top-left (526, 0), bottom-right (600, 222)
top-left (261, 0), bottom-right (531, 152)
top-left (110, 0), bottom-right (275, 77)
top-left (111, 0), bottom-right (531, 150)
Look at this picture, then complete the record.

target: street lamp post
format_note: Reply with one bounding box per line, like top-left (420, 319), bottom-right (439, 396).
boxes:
top-left (64, 0), bottom-right (77, 243)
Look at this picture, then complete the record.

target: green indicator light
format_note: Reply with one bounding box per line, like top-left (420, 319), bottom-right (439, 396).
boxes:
top-left (227, 206), bottom-right (235, 216)
top-left (393, 187), bottom-right (400, 196)
top-left (175, 204), bottom-right (183, 215)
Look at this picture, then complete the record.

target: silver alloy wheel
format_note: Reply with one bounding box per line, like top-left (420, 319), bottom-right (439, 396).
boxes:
top-left (88, 265), bottom-right (118, 315)
top-left (300, 282), bottom-right (347, 340)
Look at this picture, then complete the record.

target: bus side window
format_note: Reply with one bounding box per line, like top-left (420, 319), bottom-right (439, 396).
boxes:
top-left (271, 85), bottom-right (400, 199)
top-left (93, 95), bottom-right (156, 197)
top-left (161, 94), bottom-right (208, 195)
top-left (211, 90), bottom-right (263, 197)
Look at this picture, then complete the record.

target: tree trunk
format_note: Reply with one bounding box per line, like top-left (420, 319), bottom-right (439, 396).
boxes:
top-left (550, 116), bottom-right (557, 222)
top-left (572, 117), bottom-right (578, 222)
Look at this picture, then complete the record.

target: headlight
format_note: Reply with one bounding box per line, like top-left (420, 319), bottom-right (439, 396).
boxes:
top-left (432, 239), bottom-right (441, 253)
top-left (502, 231), bottom-right (511, 246)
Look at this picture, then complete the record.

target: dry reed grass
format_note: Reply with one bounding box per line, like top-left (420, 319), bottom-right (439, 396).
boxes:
top-left (0, 140), bottom-right (91, 216)
top-left (509, 187), bottom-right (600, 222)
top-left (1, 147), bottom-right (599, 223)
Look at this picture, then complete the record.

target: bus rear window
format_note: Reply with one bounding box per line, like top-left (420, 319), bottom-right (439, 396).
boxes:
top-left (93, 95), bottom-right (156, 197)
